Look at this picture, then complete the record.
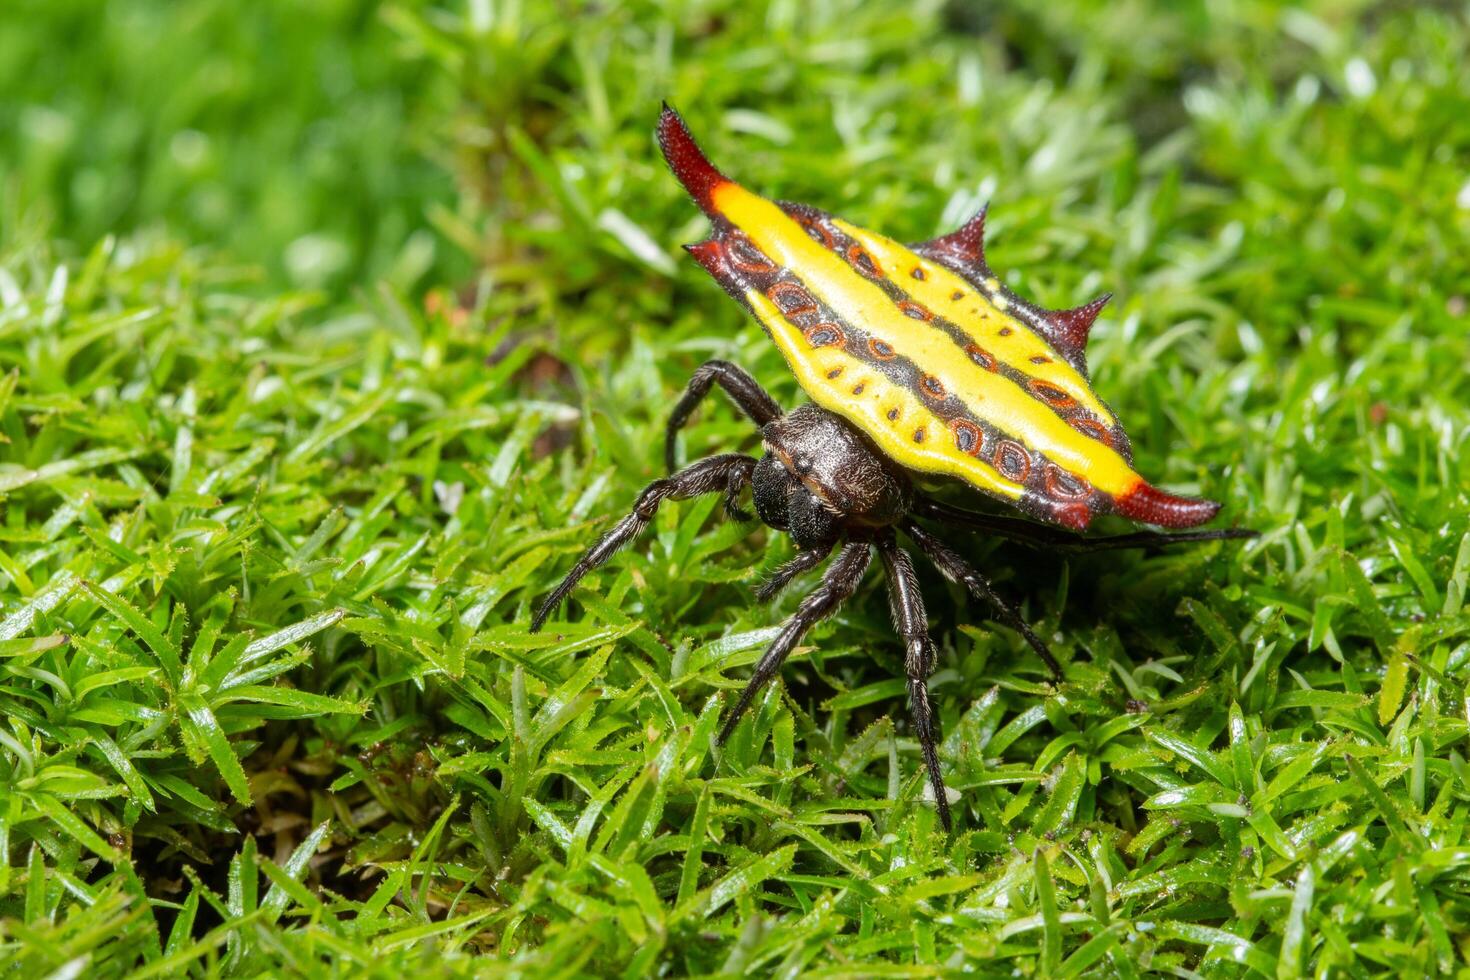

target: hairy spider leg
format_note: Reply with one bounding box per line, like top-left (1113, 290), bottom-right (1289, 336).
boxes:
top-left (717, 540), bottom-right (872, 745)
top-left (530, 453), bottom-right (758, 633)
top-left (664, 360), bottom-right (784, 473)
top-left (754, 546), bottom-right (834, 601)
top-left (721, 464), bottom-right (756, 522)
top-left (916, 496), bottom-right (1258, 552)
top-left (902, 520), bottom-right (1064, 681)
top-left (876, 533), bottom-right (951, 831)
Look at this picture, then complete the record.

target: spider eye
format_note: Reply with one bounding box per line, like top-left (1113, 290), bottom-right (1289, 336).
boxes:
top-left (793, 456), bottom-right (814, 476)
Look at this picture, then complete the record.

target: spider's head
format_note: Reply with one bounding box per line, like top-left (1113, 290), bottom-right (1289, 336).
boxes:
top-left (753, 405), bottom-right (913, 547)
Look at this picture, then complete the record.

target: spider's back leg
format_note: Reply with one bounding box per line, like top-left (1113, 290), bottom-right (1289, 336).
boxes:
top-left (903, 519), bottom-right (1064, 682)
top-left (916, 495), bottom-right (1256, 552)
top-left (716, 539), bottom-right (871, 744)
top-left (877, 533), bottom-right (950, 832)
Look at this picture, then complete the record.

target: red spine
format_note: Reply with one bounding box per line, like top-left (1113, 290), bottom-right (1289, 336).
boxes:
top-left (1113, 483), bottom-right (1222, 528)
top-left (657, 104), bottom-right (730, 218)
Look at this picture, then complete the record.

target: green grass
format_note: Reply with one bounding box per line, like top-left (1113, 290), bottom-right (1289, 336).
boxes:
top-left (3, 0), bottom-right (1470, 975)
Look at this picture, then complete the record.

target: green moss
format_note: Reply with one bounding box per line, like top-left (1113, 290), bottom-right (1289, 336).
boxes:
top-left (1, 1), bottom-right (1468, 975)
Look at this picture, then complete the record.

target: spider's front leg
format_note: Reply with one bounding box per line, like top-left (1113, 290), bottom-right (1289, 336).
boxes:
top-left (664, 360), bottom-right (782, 473)
top-left (530, 453), bottom-right (758, 633)
top-left (876, 532), bottom-right (951, 832)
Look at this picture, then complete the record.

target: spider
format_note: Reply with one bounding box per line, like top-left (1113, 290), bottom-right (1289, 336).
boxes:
top-left (529, 362), bottom-right (1251, 830)
top-left (529, 107), bottom-right (1253, 830)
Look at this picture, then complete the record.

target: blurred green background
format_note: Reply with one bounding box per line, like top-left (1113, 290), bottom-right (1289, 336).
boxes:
top-left (2, 0), bottom-right (1469, 975)
top-left (0, 0), bottom-right (462, 293)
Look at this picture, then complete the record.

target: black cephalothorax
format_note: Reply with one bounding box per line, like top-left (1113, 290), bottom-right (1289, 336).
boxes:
top-left (530, 361), bottom-right (1252, 831)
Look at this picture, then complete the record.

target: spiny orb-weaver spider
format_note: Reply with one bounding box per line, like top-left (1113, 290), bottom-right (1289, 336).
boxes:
top-left (530, 107), bottom-right (1253, 830)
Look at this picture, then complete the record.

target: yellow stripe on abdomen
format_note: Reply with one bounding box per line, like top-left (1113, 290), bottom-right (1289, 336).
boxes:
top-left (713, 183), bottom-right (1138, 496)
top-left (746, 289), bottom-right (1026, 500)
top-left (832, 218), bottom-right (1116, 425)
